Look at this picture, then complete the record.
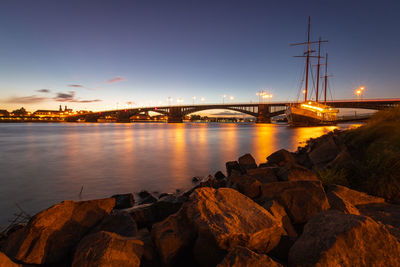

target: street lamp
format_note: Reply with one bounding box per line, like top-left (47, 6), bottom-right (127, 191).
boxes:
top-left (201, 97), bottom-right (205, 104)
top-left (167, 97), bottom-right (173, 106)
top-left (222, 94), bottom-right (227, 104)
top-left (177, 98), bottom-right (183, 105)
top-left (192, 96), bottom-right (196, 105)
top-left (230, 96), bottom-right (234, 102)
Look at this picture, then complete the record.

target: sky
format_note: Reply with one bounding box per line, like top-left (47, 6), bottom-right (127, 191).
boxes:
top-left (0, 0), bottom-right (399, 112)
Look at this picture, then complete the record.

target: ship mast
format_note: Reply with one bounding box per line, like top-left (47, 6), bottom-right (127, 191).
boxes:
top-left (291, 17), bottom-right (328, 103)
top-left (304, 17), bottom-right (311, 102)
top-left (316, 37), bottom-right (322, 102)
top-left (324, 53), bottom-right (328, 104)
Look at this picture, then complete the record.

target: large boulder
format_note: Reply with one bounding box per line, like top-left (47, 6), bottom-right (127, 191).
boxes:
top-left (275, 163), bottom-right (319, 181)
top-left (262, 200), bottom-right (297, 237)
top-left (217, 246), bottom-right (282, 267)
top-left (111, 193), bottom-right (135, 209)
top-left (308, 134), bottom-right (341, 166)
top-left (135, 228), bottom-right (161, 267)
top-left (267, 149), bottom-right (297, 167)
top-left (226, 161), bottom-right (243, 176)
top-left (326, 184), bottom-right (385, 206)
top-left (288, 210), bottom-right (400, 266)
top-left (259, 181), bottom-right (330, 224)
top-left (229, 174), bottom-right (262, 199)
top-left (238, 154), bottom-right (257, 171)
top-left (247, 167), bottom-right (278, 183)
top-left (90, 211), bottom-right (138, 237)
top-left (125, 198), bottom-right (182, 229)
top-left (0, 252), bottom-right (20, 267)
top-left (152, 187), bottom-right (286, 266)
top-left (151, 210), bottom-right (196, 265)
top-left (357, 202), bottom-right (400, 242)
top-left (2, 198), bottom-right (115, 265)
top-left (72, 231), bottom-right (144, 267)
top-left (326, 191), bottom-right (360, 215)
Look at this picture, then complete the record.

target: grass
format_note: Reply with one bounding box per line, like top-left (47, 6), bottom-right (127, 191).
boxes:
top-left (318, 107), bottom-right (400, 201)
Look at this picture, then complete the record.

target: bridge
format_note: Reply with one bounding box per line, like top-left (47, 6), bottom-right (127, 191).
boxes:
top-left (68, 98), bottom-right (400, 123)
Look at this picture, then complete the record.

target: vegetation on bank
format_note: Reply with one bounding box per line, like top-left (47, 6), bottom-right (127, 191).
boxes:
top-left (318, 107), bottom-right (400, 201)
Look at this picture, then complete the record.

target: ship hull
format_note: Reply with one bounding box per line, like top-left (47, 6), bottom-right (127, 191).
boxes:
top-left (286, 106), bottom-right (337, 127)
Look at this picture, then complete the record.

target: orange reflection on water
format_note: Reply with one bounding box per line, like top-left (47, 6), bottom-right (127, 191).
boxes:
top-left (290, 126), bottom-right (338, 149)
top-left (252, 124), bottom-right (278, 164)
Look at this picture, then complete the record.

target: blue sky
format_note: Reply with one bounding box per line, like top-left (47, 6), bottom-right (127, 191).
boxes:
top-left (0, 0), bottom-right (399, 112)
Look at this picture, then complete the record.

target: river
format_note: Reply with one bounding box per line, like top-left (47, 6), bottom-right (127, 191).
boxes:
top-left (0, 122), bottom-right (361, 227)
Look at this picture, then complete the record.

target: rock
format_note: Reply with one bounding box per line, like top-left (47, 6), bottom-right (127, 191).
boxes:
top-left (238, 153), bottom-right (257, 171)
top-left (138, 190), bottom-right (152, 199)
top-left (246, 167), bottom-right (278, 183)
top-left (72, 231), bottom-right (144, 267)
top-left (139, 194), bottom-right (158, 205)
top-left (126, 199), bottom-right (182, 229)
top-left (127, 204), bottom-right (155, 229)
top-left (151, 210), bottom-right (196, 265)
top-left (111, 193), bottom-right (135, 209)
top-left (308, 134), bottom-right (341, 166)
top-left (192, 176), bottom-right (201, 183)
top-left (229, 174), bottom-right (262, 199)
top-left (158, 193), bottom-right (171, 199)
top-left (91, 211), bottom-right (138, 237)
top-left (217, 246), bottom-right (282, 267)
top-left (276, 163), bottom-right (319, 181)
top-left (226, 161), bottom-right (243, 176)
top-left (152, 198), bottom-right (183, 223)
top-left (187, 188), bottom-right (285, 265)
top-left (357, 202), bottom-right (400, 241)
top-left (267, 149), bottom-right (297, 167)
top-left (268, 235), bottom-right (296, 264)
top-left (0, 252), bottom-right (21, 267)
top-left (288, 210), bottom-right (400, 266)
top-left (2, 198), bottom-right (115, 265)
top-left (152, 187), bottom-right (286, 266)
top-left (327, 191), bottom-right (360, 215)
top-left (326, 184), bottom-right (385, 206)
top-left (198, 176), bottom-right (226, 189)
top-left (325, 148), bottom-right (353, 169)
top-left (262, 200), bottom-right (297, 237)
top-left (259, 180), bottom-right (330, 224)
top-left (214, 171), bottom-right (226, 180)
top-left (135, 228), bottom-right (161, 267)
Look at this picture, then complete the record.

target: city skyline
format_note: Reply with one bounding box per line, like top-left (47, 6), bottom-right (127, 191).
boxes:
top-left (1, 0), bottom-right (399, 112)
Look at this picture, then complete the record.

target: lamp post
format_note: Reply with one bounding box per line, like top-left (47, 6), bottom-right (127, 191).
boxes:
top-left (167, 97), bottom-right (172, 106)
top-left (192, 96), bottom-right (196, 105)
top-left (222, 94), bottom-right (227, 104)
top-left (230, 96), bottom-right (234, 102)
top-left (201, 97), bottom-right (205, 104)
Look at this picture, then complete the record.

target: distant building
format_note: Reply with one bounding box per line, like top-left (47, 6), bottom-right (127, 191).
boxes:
top-left (34, 105), bottom-right (74, 118)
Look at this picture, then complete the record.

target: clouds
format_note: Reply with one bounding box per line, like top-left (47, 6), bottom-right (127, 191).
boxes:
top-left (54, 91), bottom-right (101, 103)
top-left (3, 90), bottom-right (101, 104)
top-left (5, 95), bottom-right (48, 104)
top-left (68, 84), bottom-right (84, 88)
top-left (36, 89), bottom-right (51, 93)
top-left (105, 76), bottom-right (125, 84)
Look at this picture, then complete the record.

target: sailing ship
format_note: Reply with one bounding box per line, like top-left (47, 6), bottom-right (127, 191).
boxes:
top-left (285, 17), bottom-right (338, 126)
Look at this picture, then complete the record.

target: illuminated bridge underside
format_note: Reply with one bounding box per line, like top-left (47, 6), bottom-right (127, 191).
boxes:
top-left (68, 99), bottom-right (400, 123)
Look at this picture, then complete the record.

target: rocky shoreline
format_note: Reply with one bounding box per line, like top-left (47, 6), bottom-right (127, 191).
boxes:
top-left (1, 129), bottom-right (400, 267)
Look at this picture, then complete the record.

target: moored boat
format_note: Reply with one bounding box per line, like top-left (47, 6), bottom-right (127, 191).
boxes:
top-left (286, 17), bottom-right (338, 126)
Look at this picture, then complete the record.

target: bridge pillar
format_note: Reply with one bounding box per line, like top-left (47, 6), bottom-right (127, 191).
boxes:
top-left (167, 107), bottom-right (184, 123)
top-left (116, 111), bottom-right (131, 123)
top-left (256, 104), bottom-right (271, 123)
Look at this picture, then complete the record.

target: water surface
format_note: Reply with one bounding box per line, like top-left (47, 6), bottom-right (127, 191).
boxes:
top-left (0, 122), bottom-right (360, 227)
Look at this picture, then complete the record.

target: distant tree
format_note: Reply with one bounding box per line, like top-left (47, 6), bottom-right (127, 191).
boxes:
top-left (12, 107), bottom-right (27, 116)
top-left (190, 114), bottom-right (201, 121)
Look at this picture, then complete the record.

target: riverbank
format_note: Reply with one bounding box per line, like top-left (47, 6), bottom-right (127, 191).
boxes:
top-left (0, 108), bottom-right (399, 266)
